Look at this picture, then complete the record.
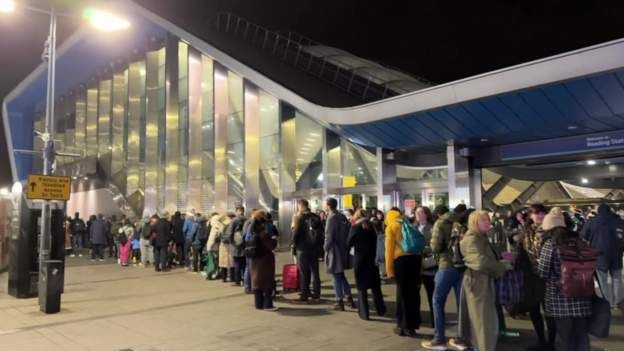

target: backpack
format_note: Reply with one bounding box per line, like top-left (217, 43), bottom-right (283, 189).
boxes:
top-left (244, 223), bottom-right (260, 258)
top-left (399, 219), bottom-right (425, 254)
top-left (558, 238), bottom-right (600, 298)
top-left (197, 223), bottom-right (209, 241)
top-left (301, 213), bottom-right (324, 249)
top-left (221, 223), bottom-right (234, 244)
top-left (448, 222), bottom-right (467, 269)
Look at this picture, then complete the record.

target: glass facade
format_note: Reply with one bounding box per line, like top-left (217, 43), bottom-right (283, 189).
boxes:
top-left (44, 36), bottom-right (447, 222)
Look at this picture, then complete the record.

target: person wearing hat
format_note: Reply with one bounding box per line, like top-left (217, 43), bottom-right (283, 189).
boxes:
top-left (538, 207), bottom-right (592, 351)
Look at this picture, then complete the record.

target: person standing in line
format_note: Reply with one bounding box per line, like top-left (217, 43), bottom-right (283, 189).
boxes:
top-left (64, 217), bottom-right (72, 257)
top-left (324, 197), bottom-right (356, 311)
top-left (347, 209), bottom-right (386, 320)
top-left (416, 206), bottom-right (436, 328)
top-left (385, 207), bottom-right (422, 337)
top-left (217, 214), bottom-right (235, 282)
top-left (457, 210), bottom-right (512, 351)
top-left (538, 208), bottom-right (593, 351)
top-left (291, 199), bottom-right (323, 302)
top-left (108, 215), bottom-right (120, 259)
top-left (183, 212), bottom-right (200, 271)
top-left (249, 210), bottom-right (279, 311)
top-left (422, 204), bottom-right (469, 350)
top-left (70, 212), bottom-right (86, 257)
top-left (195, 214), bottom-right (212, 273)
top-left (89, 214), bottom-right (108, 262)
top-left (583, 204), bottom-right (624, 313)
top-left (152, 213), bottom-right (172, 272)
top-left (242, 210), bottom-right (257, 293)
top-left (171, 211), bottom-right (186, 267)
top-left (371, 210), bottom-right (386, 279)
top-left (228, 206), bottom-right (247, 286)
top-left (140, 215), bottom-right (155, 267)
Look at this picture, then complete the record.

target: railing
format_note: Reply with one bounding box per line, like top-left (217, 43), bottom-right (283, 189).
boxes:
top-left (213, 12), bottom-right (432, 102)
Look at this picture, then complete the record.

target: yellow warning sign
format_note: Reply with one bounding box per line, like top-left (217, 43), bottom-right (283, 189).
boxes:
top-left (26, 175), bottom-right (71, 201)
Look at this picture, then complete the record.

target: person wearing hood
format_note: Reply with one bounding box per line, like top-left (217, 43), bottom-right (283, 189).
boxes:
top-left (538, 207), bottom-right (593, 351)
top-left (347, 209), bottom-right (386, 320)
top-left (583, 203), bottom-right (624, 312)
top-left (139, 216), bottom-right (155, 267)
top-left (183, 213), bottom-right (200, 270)
top-left (171, 211), bottom-right (186, 267)
top-left (385, 207), bottom-right (422, 337)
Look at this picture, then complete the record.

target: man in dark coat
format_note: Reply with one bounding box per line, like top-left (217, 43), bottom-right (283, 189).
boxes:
top-left (324, 197), bottom-right (356, 311)
top-left (582, 204), bottom-right (624, 311)
top-left (153, 213), bottom-right (173, 272)
top-left (89, 214), bottom-right (108, 261)
top-left (291, 199), bottom-right (323, 302)
top-left (70, 212), bottom-right (86, 257)
top-left (171, 211), bottom-right (185, 266)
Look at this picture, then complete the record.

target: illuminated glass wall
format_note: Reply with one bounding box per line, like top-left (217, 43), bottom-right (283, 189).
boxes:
top-left (258, 91), bottom-right (280, 215)
top-left (126, 61), bottom-right (146, 198)
top-left (74, 86), bottom-right (86, 154)
top-left (226, 71), bottom-right (244, 209)
top-left (111, 70), bottom-right (128, 191)
top-left (200, 55), bottom-right (215, 213)
top-left (85, 85), bottom-right (98, 157)
top-left (98, 79), bottom-right (112, 175)
top-left (177, 41), bottom-right (189, 211)
top-left (145, 47), bottom-right (166, 213)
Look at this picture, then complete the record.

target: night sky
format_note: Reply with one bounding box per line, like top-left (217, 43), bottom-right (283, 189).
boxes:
top-left (1, 0), bottom-right (624, 186)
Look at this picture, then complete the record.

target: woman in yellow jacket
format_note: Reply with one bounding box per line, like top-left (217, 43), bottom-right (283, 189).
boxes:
top-left (459, 210), bottom-right (512, 351)
top-left (385, 207), bottom-right (422, 337)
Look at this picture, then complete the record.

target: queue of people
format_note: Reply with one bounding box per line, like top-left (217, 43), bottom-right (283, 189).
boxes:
top-left (64, 200), bottom-right (624, 351)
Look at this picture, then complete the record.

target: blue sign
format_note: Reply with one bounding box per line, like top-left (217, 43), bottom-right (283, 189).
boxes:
top-left (501, 130), bottom-right (624, 161)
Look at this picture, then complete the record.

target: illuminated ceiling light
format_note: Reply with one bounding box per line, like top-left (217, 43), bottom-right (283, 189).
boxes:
top-left (586, 160), bottom-right (596, 166)
top-left (480, 138), bottom-right (488, 142)
top-left (83, 8), bottom-right (131, 32)
top-left (567, 125), bottom-right (578, 130)
top-left (0, 0), bottom-right (15, 13)
top-left (609, 165), bottom-right (617, 172)
top-left (581, 177), bottom-right (589, 184)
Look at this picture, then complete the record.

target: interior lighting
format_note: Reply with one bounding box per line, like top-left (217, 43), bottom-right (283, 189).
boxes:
top-left (0, 187), bottom-right (9, 196)
top-left (0, 0), bottom-right (15, 13)
top-left (83, 8), bottom-right (130, 32)
top-left (581, 177), bottom-right (589, 184)
top-left (586, 160), bottom-right (596, 166)
top-left (11, 181), bottom-right (22, 194)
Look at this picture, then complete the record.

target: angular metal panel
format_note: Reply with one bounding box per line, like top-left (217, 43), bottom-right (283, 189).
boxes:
top-left (126, 60), bottom-right (146, 199)
top-left (164, 37), bottom-right (180, 212)
top-left (213, 63), bottom-right (229, 213)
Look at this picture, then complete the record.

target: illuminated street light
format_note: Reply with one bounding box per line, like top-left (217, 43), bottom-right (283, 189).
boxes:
top-left (83, 8), bottom-right (130, 32)
top-left (0, 0), bottom-right (15, 13)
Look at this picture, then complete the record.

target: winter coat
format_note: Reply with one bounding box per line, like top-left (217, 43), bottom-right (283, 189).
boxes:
top-left (90, 219), bottom-right (108, 245)
top-left (324, 210), bottom-right (351, 274)
top-left (171, 215), bottom-right (185, 243)
top-left (582, 204), bottom-right (624, 271)
top-left (371, 217), bottom-right (385, 264)
top-left (216, 216), bottom-right (234, 268)
top-left (226, 216), bottom-right (247, 257)
top-left (430, 212), bottom-right (459, 270)
top-left (347, 219), bottom-right (381, 291)
top-left (458, 229), bottom-right (507, 351)
top-left (251, 221), bottom-right (277, 291)
top-left (384, 209), bottom-right (410, 278)
top-left (70, 218), bottom-right (86, 235)
top-left (153, 218), bottom-right (172, 248)
top-left (183, 217), bottom-right (198, 242)
top-left (207, 215), bottom-right (223, 252)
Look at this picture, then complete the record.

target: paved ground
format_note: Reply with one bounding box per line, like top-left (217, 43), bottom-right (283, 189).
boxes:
top-left (0, 252), bottom-right (622, 351)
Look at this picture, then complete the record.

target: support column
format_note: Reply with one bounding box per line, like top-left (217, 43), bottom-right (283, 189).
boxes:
top-left (469, 165), bottom-right (483, 210)
top-left (376, 148), bottom-right (396, 211)
top-left (244, 83), bottom-right (260, 211)
top-left (447, 142), bottom-right (471, 209)
top-left (278, 103), bottom-right (296, 245)
top-left (213, 63), bottom-right (229, 213)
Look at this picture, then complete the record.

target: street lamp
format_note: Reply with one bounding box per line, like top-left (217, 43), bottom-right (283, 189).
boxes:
top-left (1, 0), bottom-right (129, 312)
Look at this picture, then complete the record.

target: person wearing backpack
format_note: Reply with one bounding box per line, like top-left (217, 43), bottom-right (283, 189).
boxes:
top-left (228, 206), bottom-right (247, 286)
top-left (325, 197), bottom-right (356, 311)
top-left (582, 204), bottom-right (624, 314)
top-left (538, 207), bottom-right (594, 351)
top-left (70, 212), bottom-right (86, 257)
top-left (291, 199), bottom-right (323, 302)
top-left (422, 204), bottom-right (469, 350)
top-left (385, 206), bottom-right (425, 337)
top-left (139, 215), bottom-right (155, 267)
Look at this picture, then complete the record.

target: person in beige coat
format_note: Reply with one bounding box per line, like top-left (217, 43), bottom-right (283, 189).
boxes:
top-left (458, 210), bottom-right (512, 351)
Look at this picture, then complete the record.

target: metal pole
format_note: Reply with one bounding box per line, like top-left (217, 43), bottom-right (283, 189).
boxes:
top-left (38, 7), bottom-right (56, 300)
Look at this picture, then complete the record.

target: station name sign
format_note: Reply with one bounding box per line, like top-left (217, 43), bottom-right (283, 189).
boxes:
top-left (501, 130), bottom-right (624, 161)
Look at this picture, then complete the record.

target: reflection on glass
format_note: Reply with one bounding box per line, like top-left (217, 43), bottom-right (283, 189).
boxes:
top-left (200, 55), bottom-right (215, 213)
top-left (227, 71), bottom-right (244, 209)
top-left (111, 70), bottom-right (128, 184)
top-left (64, 92), bottom-right (76, 154)
top-left (126, 61), bottom-right (146, 197)
top-left (342, 141), bottom-right (377, 186)
top-left (98, 79), bottom-right (112, 175)
top-left (54, 96), bottom-right (66, 165)
top-left (177, 41), bottom-right (189, 211)
top-left (295, 112), bottom-right (323, 190)
top-left (396, 165), bottom-right (448, 182)
top-left (145, 47), bottom-right (166, 213)
top-left (259, 90), bottom-right (279, 216)
top-left (74, 86), bottom-right (86, 155)
top-left (86, 86), bottom-right (98, 157)
top-left (32, 110), bottom-right (44, 174)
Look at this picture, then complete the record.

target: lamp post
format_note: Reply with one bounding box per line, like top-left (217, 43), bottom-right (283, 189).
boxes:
top-left (1, 0), bottom-right (129, 311)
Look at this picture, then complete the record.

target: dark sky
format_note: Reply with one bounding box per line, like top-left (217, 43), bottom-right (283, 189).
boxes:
top-left (1, 0), bottom-right (624, 186)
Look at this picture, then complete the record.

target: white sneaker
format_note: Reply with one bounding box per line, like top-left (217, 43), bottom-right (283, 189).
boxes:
top-left (448, 338), bottom-right (470, 351)
top-left (117, 259), bottom-right (121, 264)
top-left (90, 259), bottom-right (96, 262)
top-left (264, 307), bottom-right (279, 312)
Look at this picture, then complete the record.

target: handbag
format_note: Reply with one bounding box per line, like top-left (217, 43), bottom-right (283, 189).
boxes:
top-left (496, 269), bottom-right (524, 306)
top-left (422, 253), bottom-right (438, 270)
top-left (589, 274), bottom-right (611, 338)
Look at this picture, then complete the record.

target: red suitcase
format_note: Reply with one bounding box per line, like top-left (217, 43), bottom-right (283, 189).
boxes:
top-left (282, 264), bottom-right (300, 292)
